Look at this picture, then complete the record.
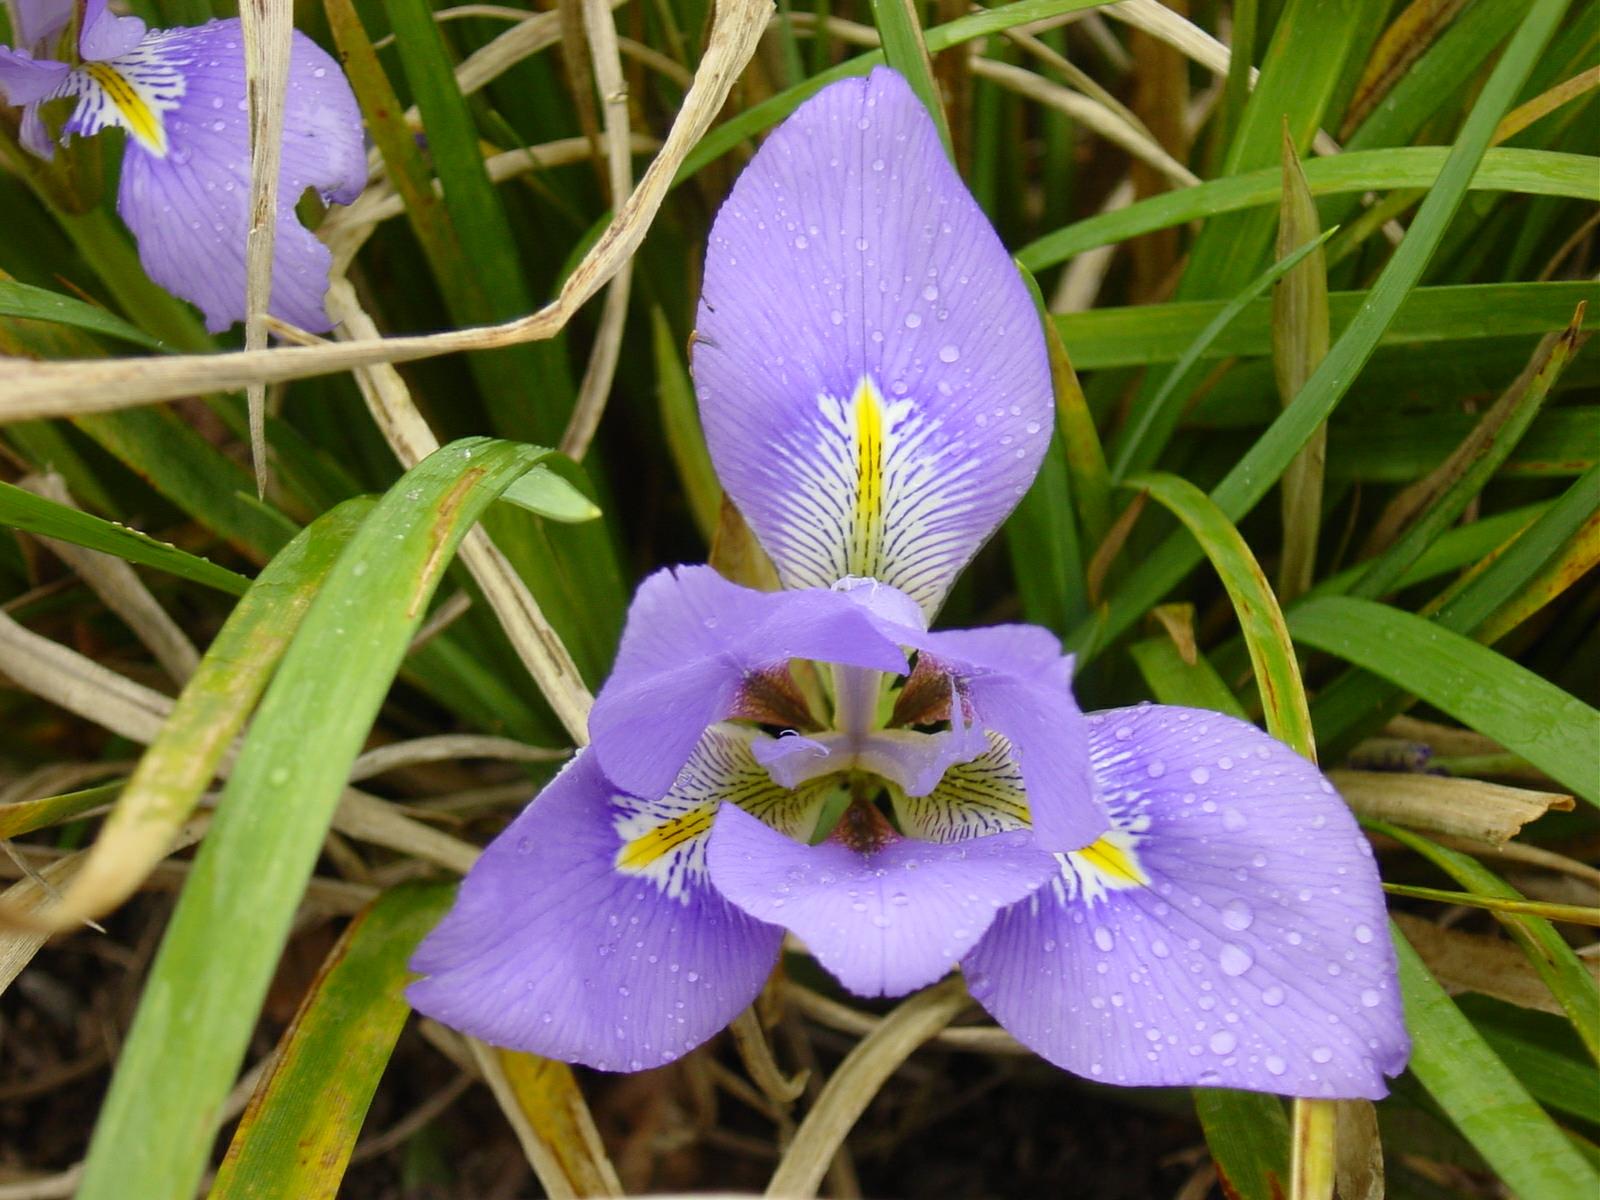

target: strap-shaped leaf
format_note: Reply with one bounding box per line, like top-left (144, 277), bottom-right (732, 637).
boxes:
top-left (77, 438), bottom-right (550, 1200)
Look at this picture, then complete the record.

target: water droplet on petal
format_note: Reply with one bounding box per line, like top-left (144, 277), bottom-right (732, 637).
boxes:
top-left (1219, 944), bottom-right (1253, 976)
top-left (1209, 1031), bottom-right (1236, 1054)
top-left (1222, 900), bottom-right (1254, 931)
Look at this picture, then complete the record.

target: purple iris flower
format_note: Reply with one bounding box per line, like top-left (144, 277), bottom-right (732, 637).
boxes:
top-left (0, 0), bottom-right (364, 332)
top-left (408, 68), bottom-right (1409, 1099)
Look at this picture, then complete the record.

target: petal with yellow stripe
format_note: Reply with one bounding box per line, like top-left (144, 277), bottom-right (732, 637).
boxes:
top-left (964, 705), bottom-right (1409, 1099)
top-left (694, 68), bottom-right (1051, 617)
top-left (408, 750), bottom-right (783, 1072)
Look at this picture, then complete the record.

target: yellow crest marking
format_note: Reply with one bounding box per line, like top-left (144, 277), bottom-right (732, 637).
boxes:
top-left (614, 805), bottom-right (716, 872)
top-left (1068, 831), bottom-right (1150, 892)
top-left (848, 377), bottom-right (885, 576)
top-left (84, 62), bottom-right (167, 155)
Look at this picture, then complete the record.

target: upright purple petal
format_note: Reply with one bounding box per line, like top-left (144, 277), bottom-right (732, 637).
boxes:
top-left (589, 566), bottom-right (909, 799)
top-left (100, 21), bottom-right (364, 332)
top-left (78, 0), bottom-right (146, 60)
top-left (964, 706), bottom-right (1409, 1099)
top-left (695, 68), bottom-right (1051, 618)
top-left (914, 624), bottom-right (1101, 850)
top-left (709, 805), bottom-right (1056, 998)
top-left (10, 0), bottom-right (71, 52)
top-left (408, 749), bottom-right (783, 1071)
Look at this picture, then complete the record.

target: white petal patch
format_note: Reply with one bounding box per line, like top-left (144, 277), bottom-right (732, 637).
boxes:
top-left (893, 733), bottom-right (1031, 842)
top-left (1046, 732), bottom-right (1151, 906)
top-left (764, 375), bottom-right (981, 614)
top-left (55, 30), bottom-right (188, 156)
top-left (614, 726), bottom-right (836, 901)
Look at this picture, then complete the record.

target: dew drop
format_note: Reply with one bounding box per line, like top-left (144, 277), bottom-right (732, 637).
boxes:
top-left (904, 313), bottom-right (922, 329)
top-left (1261, 986), bottom-right (1285, 1007)
top-left (1093, 926), bottom-right (1115, 952)
top-left (1354, 923), bottom-right (1374, 944)
top-left (1311, 1046), bottom-right (1333, 1064)
top-left (938, 344), bottom-right (959, 363)
top-left (1265, 1055), bottom-right (1286, 1076)
top-left (1222, 900), bottom-right (1254, 931)
top-left (1209, 1031), bottom-right (1237, 1054)
top-left (1222, 808), bottom-right (1248, 832)
top-left (1219, 944), bottom-right (1253, 976)
top-left (1190, 766), bottom-right (1211, 785)
top-left (1360, 989), bottom-right (1381, 1008)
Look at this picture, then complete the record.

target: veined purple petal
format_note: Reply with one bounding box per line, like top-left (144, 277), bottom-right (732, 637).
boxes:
top-left (79, 0), bottom-right (146, 61)
top-left (588, 565), bottom-right (909, 799)
top-left (914, 624), bottom-right (1101, 850)
top-left (695, 68), bottom-right (1051, 618)
top-left (10, 0), bottom-right (71, 53)
top-left (893, 731), bottom-right (1032, 841)
top-left (94, 20), bottom-right (363, 332)
top-left (964, 705), bottom-right (1409, 1099)
top-left (708, 804), bottom-right (1055, 998)
top-left (19, 97), bottom-right (52, 155)
top-left (408, 748), bottom-right (784, 1072)
top-left (0, 48), bottom-right (69, 104)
